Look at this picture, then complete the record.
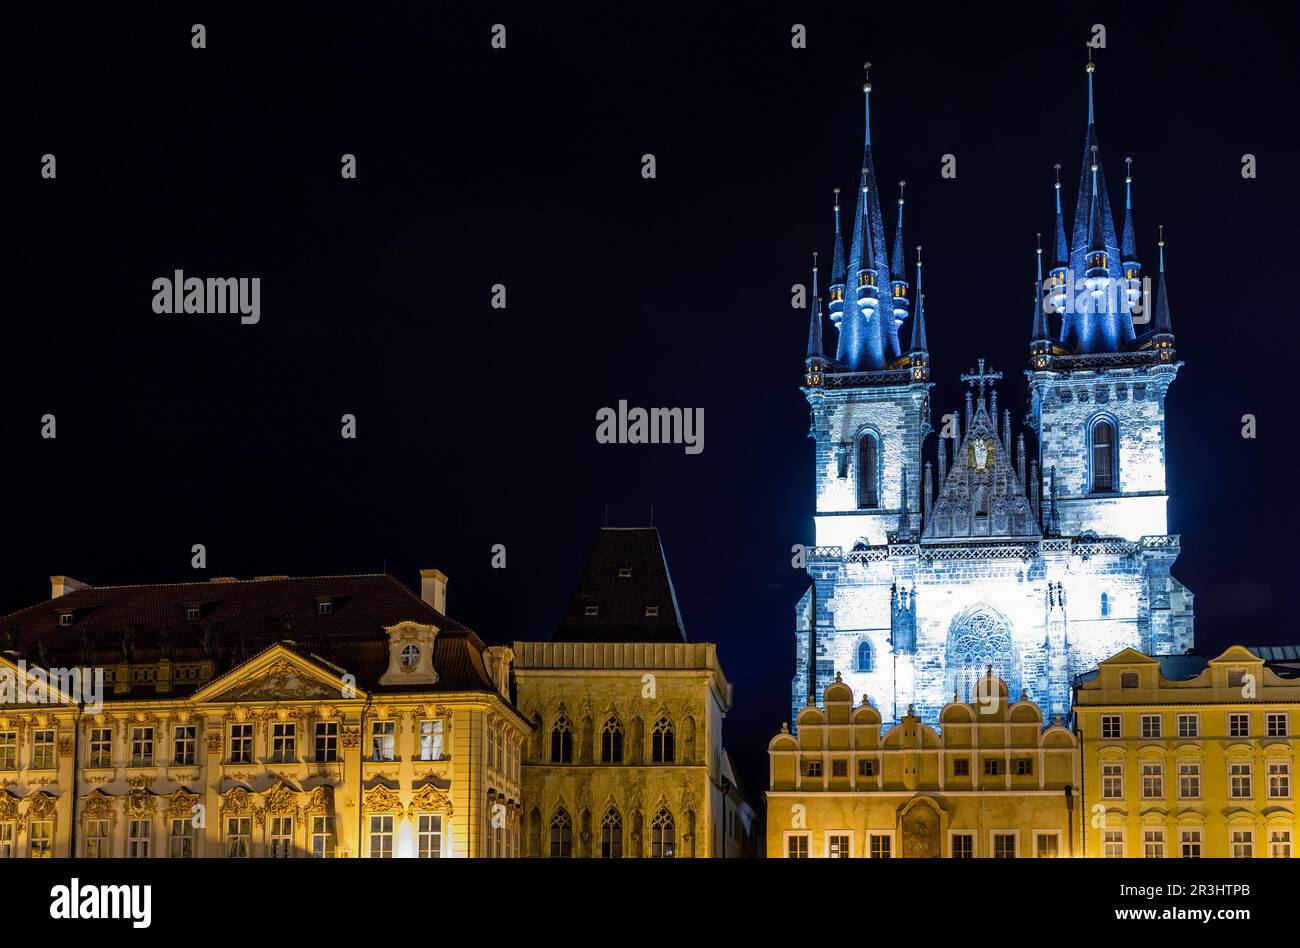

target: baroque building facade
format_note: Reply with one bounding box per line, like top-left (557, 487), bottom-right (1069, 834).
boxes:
top-left (513, 528), bottom-right (758, 857)
top-left (767, 672), bottom-right (1078, 857)
top-left (794, 59), bottom-right (1191, 727)
top-left (1075, 644), bottom-right (1299, 858)
top-left (0, 570), bottom-right (526, 858)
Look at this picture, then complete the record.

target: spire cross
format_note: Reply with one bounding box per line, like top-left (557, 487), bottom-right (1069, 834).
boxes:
top-left (960, 358), bottom-right (1002, 399)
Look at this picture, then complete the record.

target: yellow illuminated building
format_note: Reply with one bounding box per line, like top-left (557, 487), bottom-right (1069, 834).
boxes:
top-left (767, 671), bottom-right (1078, 857)
top-left (1074, 644), bottom-right (1299, 858)
top-left (513, 528), bottom-right (757, 857)
top-left (0, 570), bottom-right (526, 858)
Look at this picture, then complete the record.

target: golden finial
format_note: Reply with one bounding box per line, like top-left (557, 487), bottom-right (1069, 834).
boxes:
top-left (862, 61), bottom-right (872, 94)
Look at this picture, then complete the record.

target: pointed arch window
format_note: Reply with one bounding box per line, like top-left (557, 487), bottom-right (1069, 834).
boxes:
top-left (600, 809), bottom-right (623, 858)
top-left (549, 808), bottom-right (572, 857)
top-left (855, 640), bottom-right (873, 673)
top-left (550, 716), bottom-right (573, 764)
top-left (1089, 420), bottom-right (1117, 493)
top-left (1100, 592), bottom-right (1110, 618)
top-left (651, 808), bottom-right (675, 858)
top-left (651, 716), bottom-right (675, 764)
top-left (857, 433), bottom-right (880, 509)
top-left (601, 717), bottom-right (624, 764)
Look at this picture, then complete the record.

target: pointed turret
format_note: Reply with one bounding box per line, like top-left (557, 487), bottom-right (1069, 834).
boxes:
top-left (908, 246), bottom-right (929, 383)
top-left (1151, 225), bottom-right (1176, 362)
top-left (1031, 234), bottom-right (1052, 369)
top-left (800, 253), bottom-right (821, 364)
top-left (1120, 157), bottom-right (1142, 314)
top-left (1047, 164), bottom-right (1069, 316)
top-left (890, 181), bottom-right (910, 326)
top-left (828, 189), bottom-right (847, 333)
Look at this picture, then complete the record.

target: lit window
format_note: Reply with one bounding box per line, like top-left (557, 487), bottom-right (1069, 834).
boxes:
top-left (173, 725), bottom-right (197, 766)
top-left (651, 716), bottom-right (675, 763)
top-left (1090, 420), bottom-right (1116, 492)
top-left (170, 818), bottom-right (194, 858)
top-left (419, 719), bottom-right (444, 761)
top-left (857, 434), bottom-right (880, 509)
top-left (399, 644), bottom-right (420, 669)
top-left (1270, 830), bottom-right (1291, 859)
top-left (28, 821), bottom-right (53, 858)
top-left (1036, 834), bottom-right (1060, 858)
top-left (127, 819), bottom-right (151, 858)
top-left (418, 814), bottom-right (442, 858)
top-left (225, 817), bottom-right (252, 857)
top-left (130, 727), bottom-right (155, 767)
top-left (370, 720), bottom-right (396, 762)
top-left (0, 732), bottom-right (16, 770)
top-left (550, 716), bottom-right (573, 763)
top-left (269, 816), bottom-right (294, 858)
top-left (271, 722), bottom-right (296, 763)
top-left (85, 820), bottom-right (110, 858)
top-left (311, 816), bottom-right (336, 858)
top-left (31, 729), bottom-right (55, 769)
top-left (89, 727), bottom-right (113, 767)
top-left (651, 809), bottom-right (675, 858)
top-left (368, 815), bottom-right (394, 858)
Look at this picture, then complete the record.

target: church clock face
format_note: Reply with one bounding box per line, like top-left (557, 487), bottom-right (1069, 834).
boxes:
top-left (967, 436), bottom-right (993, 473)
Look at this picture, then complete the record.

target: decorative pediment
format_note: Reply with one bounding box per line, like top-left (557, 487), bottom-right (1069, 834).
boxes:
top-left (363, 784), bottom-right (403, 813)
top-left (165, 788), bottom-right (200, 820)
top-left (303, 784), bottom-right (335, 815)
top-left (221, 786), bottom-right (256, 817)
top-left (196, 648), bottom-right (355, 704)
top-left (125, 782), bottom-right (158, 819)
top-left (24, 791), bottom-right (58, 820)
top-left (262, 780), bottom-right (300, 816)
top-left (408, 783), bottom-right (453, 816)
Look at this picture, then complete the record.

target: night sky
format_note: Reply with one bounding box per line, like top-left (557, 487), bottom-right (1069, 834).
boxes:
top-left (8, 2), bottom-right (1299, 801)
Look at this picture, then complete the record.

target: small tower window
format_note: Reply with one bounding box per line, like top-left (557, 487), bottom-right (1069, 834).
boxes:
top-left (1090, 420), bottom-right (1117, 493)
top-left (400, 644), bottom-right (420, 669)
top-left (857, 433), bottom-right (880, 509)
top-left (645, 606), bottom-right (659, 617)
top-left (856, 640), bottom-right (873, 673)
top-left (1100, 593), bottom-right (1110, 617)
top-left (185, 607), bottom-right (201, 622)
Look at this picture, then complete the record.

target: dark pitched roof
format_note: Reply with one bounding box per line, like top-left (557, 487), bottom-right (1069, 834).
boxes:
top-left (0, 574), bottom-right (497, 698)
top-left (1074, 646), bottom-right (1300, 686)
top-left (554, 528), bottom-right (687, 644)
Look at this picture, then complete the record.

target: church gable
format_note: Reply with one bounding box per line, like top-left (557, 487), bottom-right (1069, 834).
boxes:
top-left (924, 384), bottom-right (1038, 541)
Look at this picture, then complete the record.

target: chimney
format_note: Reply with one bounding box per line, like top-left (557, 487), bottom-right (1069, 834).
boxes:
top-left (50, 575), bottom-right (90, 599)
top-left (420, 569), bottom-right (448, 614)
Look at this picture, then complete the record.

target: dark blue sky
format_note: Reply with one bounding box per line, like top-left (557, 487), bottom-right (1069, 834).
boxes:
top-left (8, 2), bottom-right (1298, 799)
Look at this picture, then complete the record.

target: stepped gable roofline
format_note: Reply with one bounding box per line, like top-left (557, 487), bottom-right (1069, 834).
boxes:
top-left (0, 572), bottom-right (498, 698)
top-left (553, 527), bottom-right (688, 644)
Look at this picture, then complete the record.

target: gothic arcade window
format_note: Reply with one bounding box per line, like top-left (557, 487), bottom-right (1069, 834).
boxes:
top-left (857, 433), bottom-right (880, 509)
top-left (549, 808), bottom-right (572, 857)
top-left (550, 716), bottom-right (573, 763)
top-left (1089, 419), bottom-right (1117, 493)
top-left (601, 809), bottom-right (623, 858)
top-left (601, 717), bottom-right (624, 764)
top-left (651, 808), bottom-right (675, 858)
top-left (855, 639), bottom-right (873, 673)
top-left (651, 716), bottom-right (675, 763)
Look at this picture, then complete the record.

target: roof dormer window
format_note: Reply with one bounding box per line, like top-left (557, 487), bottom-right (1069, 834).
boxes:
top-left (618, 568), bottom-right (632, 578)
top-left (58, 611), bottom-right (73, 627)
top-left (317, 601), bottom-right (333, 616)
top-left (645, 606), bottom-right (659, 617)
top-left (185, 607), bottom-right (201, 622)
top-left (584, 605), bottom-right (599, 616)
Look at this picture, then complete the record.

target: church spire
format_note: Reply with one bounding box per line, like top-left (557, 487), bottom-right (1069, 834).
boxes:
top-left (806, 253), bottom-right (823, 359)
top-left (890, 181), bottom-right (910, 327)
top-left (1151, 225), bottom-right (1176, 362)
top-left (1066, 52), bottom-right (1132, 354)
top-left (1031, 234), bottom-right (1050, 357)
top-left (1121, 156), bottom-right (1138, 261)
top-left (828, 189), bottom-right (847, 337)
top-left (1046, 165), bottom-right (1069, 320)
top-left (908, 246), bottom-right (930, 383)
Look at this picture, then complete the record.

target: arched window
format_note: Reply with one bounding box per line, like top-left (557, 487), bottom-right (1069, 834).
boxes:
top-left (1100, 592), bottom-right (1110, 617)
top-left (550, 716), bottom-right (573, 764)
top-left (549, 808), bottom-right (572, 857)
top-left (600, 809), bottom-right (623, 858)
top-left (601, 717), bottom-right (623, 764)
top-left (1090, 420), bottom-right (1117, 493)
top-left (857, 434), bottom-right (880, 509)
top-left (651, 808), bottom-right (675, 858)
top-left (651, 716), bottom-right (675, 764)
top-left (856, 640), bottom-right (873, 673)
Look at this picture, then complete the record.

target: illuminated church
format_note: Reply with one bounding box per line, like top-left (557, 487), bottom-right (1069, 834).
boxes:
top-left (793, 59), bottom-right (1192, 726)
